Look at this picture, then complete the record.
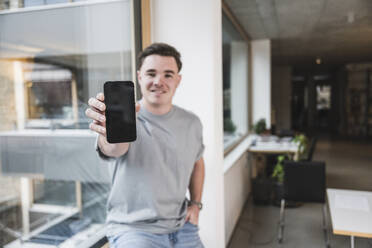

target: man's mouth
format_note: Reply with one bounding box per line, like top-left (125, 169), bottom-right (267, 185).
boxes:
top-left (150, 89), bottom-right (166, 94)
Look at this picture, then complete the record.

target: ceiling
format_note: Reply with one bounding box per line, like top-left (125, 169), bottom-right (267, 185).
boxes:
top-left (224, 0), bottom-right (372, 67)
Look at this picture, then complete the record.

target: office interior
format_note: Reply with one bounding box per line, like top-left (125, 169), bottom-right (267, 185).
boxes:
top-left (0, 0), bottom-right (371, 247)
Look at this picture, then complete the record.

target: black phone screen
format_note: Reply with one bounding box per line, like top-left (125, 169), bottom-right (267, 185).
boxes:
top-left (104, 81), bottom-right (136, 143)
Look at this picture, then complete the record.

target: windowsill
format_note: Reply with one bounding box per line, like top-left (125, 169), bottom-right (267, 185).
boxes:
top-left (223, 132), bottom-right (248, 156)
top-left (223, 133), bottom-right (242, 150)
top-left (223, 134), bottom-right (256, 174)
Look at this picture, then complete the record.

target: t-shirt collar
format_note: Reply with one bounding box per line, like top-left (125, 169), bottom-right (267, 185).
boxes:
top-left (139, 100), bottom-right (175, 120)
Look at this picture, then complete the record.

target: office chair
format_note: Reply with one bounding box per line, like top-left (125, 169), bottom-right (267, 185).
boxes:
top-left (303, 136), bottom-right (318, 162)
top-left (278, 161), bottom-right (330, 248)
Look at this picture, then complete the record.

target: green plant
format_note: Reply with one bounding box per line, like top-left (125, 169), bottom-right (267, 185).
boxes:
top-left (272, 155), bottom-right (286, 183)
top-left (253, 118), bottom-right (266, 134)
top-left (293, 133), bottom-right (308, 160)
top-left (224, 118), bottom-right (236, 133)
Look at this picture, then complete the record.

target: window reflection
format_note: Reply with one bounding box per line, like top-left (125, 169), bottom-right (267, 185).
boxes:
top-left (20, 61), bottom-right (91, 129)
top-left (25, 64), bottom-right (74, 120)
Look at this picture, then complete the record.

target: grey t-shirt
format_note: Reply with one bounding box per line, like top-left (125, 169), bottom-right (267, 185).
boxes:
top-left (99, 104), bottom-right (204, 235)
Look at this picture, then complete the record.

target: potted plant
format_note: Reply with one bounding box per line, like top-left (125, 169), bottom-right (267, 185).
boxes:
top-left (271, 155), bottom-right (285, 183)
top-left (271, 154), bottom-right (303, 208)
top-left (271, 155), bottom-right (286, 205)
top-left (224, 118), bottom-right (236, 133)
top-left (293, 133), bottom-right (308, 161)
top-left (253, 118), bottom-right (267, 135)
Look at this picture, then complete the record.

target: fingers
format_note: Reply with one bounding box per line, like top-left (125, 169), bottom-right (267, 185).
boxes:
top-left (186, 206), bottom-right (199, 225)
top-left (85, 108), bottom-right (106, 123)
top-left (185, 207), bottom-right (191, 222)
top-left (135, 102), bottom-right (140, 113)
top-left (88, 97), bottom-right (106, 112)
top-left (185, 213), bottom-right (190, 222)
top-left (189, 214), bottom-right (198, 225)
top-left (96, 92), bottom-right (104, 101)
top-left (89, 121), bottom-right (106, 136)
top-left (86, 93), bottom-right (107, 135)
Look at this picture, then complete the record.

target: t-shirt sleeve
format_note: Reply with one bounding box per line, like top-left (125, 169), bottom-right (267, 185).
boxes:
top-left (194, 117), bottom-right (205, 162)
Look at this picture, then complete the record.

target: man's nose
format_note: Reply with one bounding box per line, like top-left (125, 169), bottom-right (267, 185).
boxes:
top-left (153, 76), bottom-right (164, 86)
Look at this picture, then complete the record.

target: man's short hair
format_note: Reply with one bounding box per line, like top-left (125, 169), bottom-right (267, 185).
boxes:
top-left (137, 43), bottom-right (182, 72)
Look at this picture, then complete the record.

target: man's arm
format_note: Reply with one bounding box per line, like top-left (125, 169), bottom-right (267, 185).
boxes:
top-left (97, 134), bottom-right (130, 158)
top-left (86, 92), bottom-right (139, 158)
top-left (186, 157), bottom-right (205, 225)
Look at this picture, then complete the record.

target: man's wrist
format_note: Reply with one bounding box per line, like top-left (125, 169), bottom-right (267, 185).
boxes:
top-left (188, 200), bottom-right (203, 210)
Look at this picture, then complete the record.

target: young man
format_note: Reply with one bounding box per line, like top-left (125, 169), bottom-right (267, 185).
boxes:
top-left (85, 43), bottom-right (205, 248)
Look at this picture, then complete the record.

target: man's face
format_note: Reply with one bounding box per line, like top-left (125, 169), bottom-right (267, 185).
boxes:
top-left (137, 55), bottom-right (181, 108)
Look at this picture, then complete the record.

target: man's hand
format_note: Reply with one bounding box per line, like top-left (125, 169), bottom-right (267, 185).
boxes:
top-left (185, 204), bottom-right (200, 226)
top-left (86, 93), bottom-right (107, 136)
top-left (85, 92), bottom-right (140, 158)
top-left (85, 92), bottom-right (141, 136)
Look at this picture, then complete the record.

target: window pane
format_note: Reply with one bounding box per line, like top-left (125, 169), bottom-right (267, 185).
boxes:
top-left (0, 0), bottom-right (134, 246)
top-left (24, 0), bottom-right (45, 7)
top-left (33, 180), bottom-right (76, 206)
top-left (222, 14), bottom-right (249, 150)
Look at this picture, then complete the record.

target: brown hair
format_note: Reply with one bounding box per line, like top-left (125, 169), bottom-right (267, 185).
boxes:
top-left (137, 43), bottom-right (182, 72)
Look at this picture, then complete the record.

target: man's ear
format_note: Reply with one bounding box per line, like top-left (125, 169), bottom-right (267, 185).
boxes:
top-left (137, 70), bottom-right (141, 81)
top-left (176, 74), bottom-right (182, 88)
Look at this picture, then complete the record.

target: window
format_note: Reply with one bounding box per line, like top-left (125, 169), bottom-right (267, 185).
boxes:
top-left (0, 0), bottom-right (137, 246)
top-left (222, 13), bottom-right (249, 151)
top-left (0, 0), bottom-right (97, 10)
top-left (24, 0), bottom-right (69, 7)
top-left (316, 85), bottom-right (331, 110)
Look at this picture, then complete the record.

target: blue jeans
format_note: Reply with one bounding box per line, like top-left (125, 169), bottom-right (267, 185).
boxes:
top-left (107, 222), bottom-right (204, 248)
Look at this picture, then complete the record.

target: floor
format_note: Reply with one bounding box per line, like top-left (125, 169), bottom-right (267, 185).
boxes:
top-left (228, 138), bottom-right (372, 248)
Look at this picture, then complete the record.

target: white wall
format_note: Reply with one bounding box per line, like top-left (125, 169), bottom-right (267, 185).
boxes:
top-left (272, 66), bottom-right (292, 130)
top-left (151, 1), bottom-right (225, 247)
top-left (252, 39), bottom-right (271, 127)
top-left (224, 152), bottom-right (250, 243)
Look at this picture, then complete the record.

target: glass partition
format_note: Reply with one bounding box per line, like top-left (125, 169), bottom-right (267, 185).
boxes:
top-left (0, 1), bottom-right (136, 247)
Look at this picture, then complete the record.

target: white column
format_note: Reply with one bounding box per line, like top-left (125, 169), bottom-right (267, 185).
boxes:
top-left (13, 61), bottom-right (25, 130)
top-left (151, 1), bottom-right (225, 247)
top-left (21, 177), bottom-right (33, 235)
top-left (252, 39), bottom-right (271, 127)
top-left (9, 0), bottom-right (20, 9)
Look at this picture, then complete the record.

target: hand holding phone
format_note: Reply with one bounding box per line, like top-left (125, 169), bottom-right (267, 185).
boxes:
top-left (86, 81), bottom-right (138, 144)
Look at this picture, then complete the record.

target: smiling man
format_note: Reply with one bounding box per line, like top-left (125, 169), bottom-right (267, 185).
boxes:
top-left (85, 43), bottom-right (205, 248)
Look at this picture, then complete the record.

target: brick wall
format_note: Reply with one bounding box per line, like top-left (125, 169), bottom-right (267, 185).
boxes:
top-left (0, 60), bottom-right (21, 236)
top-left (0, 60), bottom-right (17, 131)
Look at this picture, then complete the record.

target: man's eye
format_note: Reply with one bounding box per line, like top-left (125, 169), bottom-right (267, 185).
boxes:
top-left (147, 73), bottom-right (155, 77)
top-left (165, 74), bottom-right (173, 78)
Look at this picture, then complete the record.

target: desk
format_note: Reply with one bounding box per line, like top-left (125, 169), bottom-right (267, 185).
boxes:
top-left (327, 188), bottom-right (372, 248)
top-left (248, 137), bottom-right (299, 177)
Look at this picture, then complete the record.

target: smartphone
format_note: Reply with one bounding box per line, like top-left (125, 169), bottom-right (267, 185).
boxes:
top-left (104, 81), bottom-right (136, 143)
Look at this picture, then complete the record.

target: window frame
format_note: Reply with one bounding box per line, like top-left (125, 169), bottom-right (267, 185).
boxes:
top-left (222, 2), bottom-right (252, 156)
